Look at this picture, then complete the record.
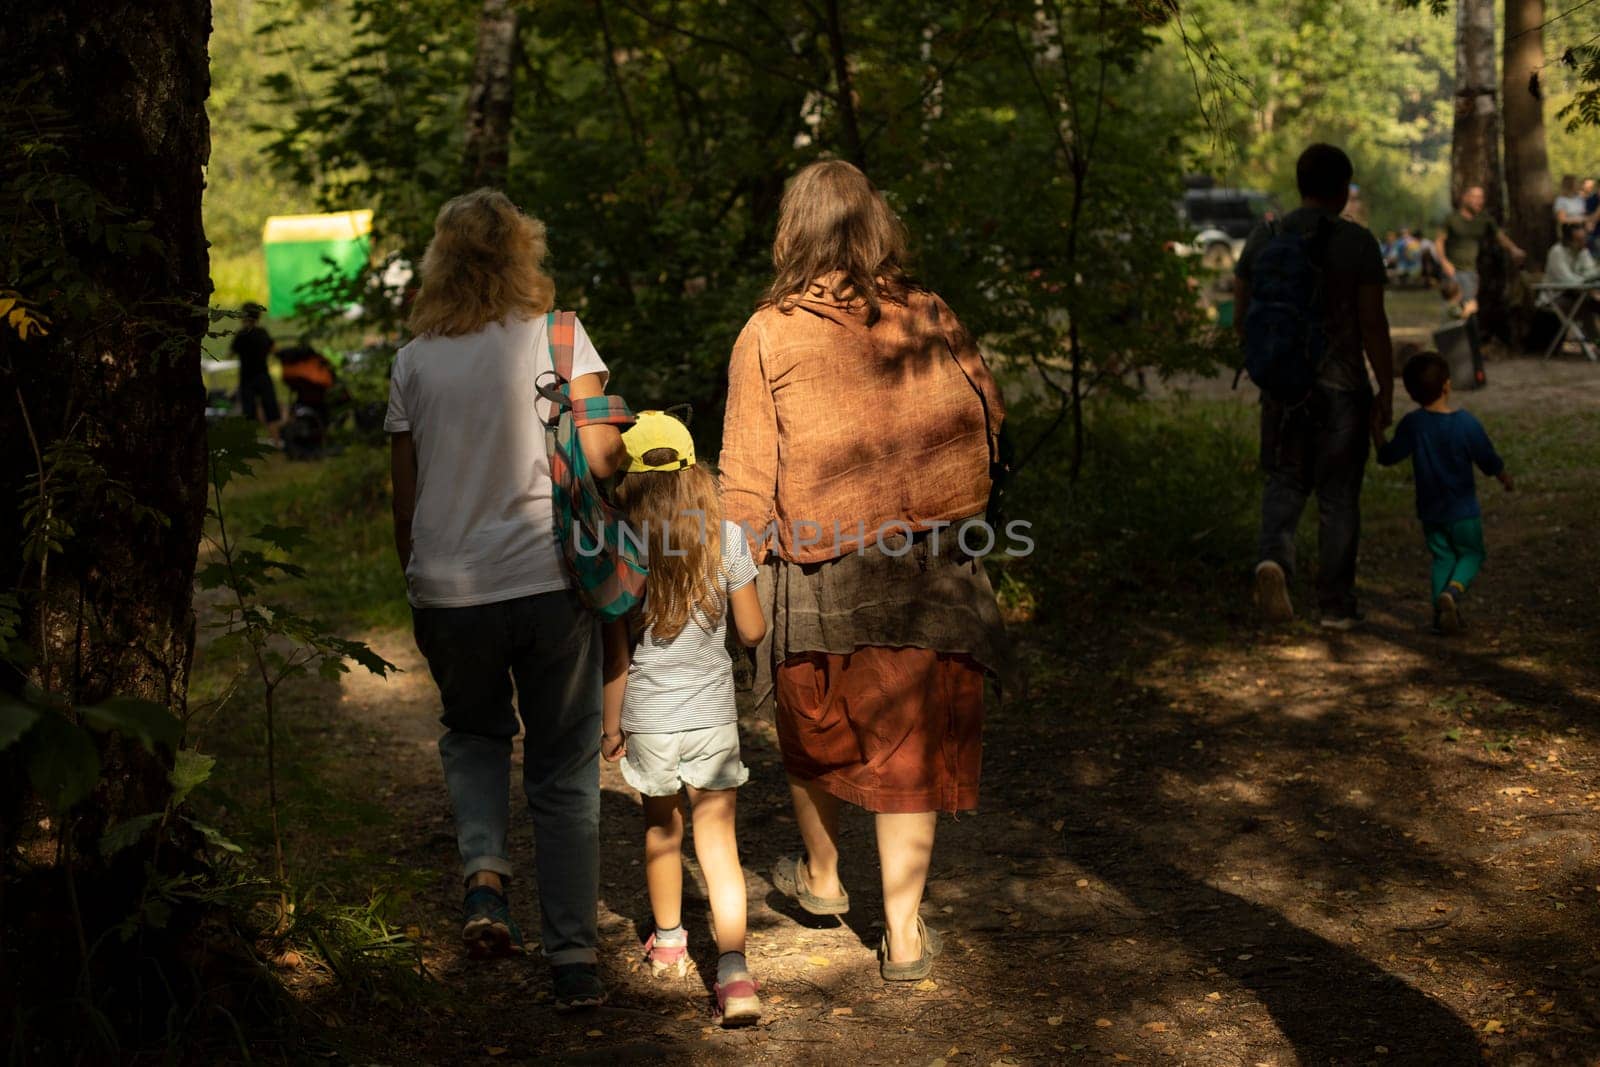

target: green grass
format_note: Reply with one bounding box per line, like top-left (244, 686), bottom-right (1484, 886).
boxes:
top-left (214, 444), bottom-right (409, 632)
top-left (999, 395), bottom-right (1265, 624)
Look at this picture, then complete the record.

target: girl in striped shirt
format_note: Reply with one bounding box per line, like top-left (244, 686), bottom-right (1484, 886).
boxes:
top-left (602, 411), bottom-right (767, 1026)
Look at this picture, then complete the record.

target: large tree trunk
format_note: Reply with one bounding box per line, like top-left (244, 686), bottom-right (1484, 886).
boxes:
top-left (463, 0), bottom-right (521, 189)
top-left (1453, 0), bottom-right (1511, 340)
top-left (1503, 0), bottom-right (1554, 265)
top-left (1, 0), bottom-right (212, 1035)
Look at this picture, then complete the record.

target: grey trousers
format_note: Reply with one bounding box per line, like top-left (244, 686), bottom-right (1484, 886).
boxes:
top-left (412, 588), bottom-right (602, 965)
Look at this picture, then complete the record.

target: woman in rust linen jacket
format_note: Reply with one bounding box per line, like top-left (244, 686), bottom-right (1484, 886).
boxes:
top-left (720, 160), bottom-right (1010, 982)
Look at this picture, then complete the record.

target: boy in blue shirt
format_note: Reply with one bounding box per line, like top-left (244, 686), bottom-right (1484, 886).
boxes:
top-left (1374, 352), bottom-right (1514, 633)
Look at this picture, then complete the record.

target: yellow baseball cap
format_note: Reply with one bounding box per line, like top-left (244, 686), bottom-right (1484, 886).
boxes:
top-left (622, 410), bottom-right (696, 472)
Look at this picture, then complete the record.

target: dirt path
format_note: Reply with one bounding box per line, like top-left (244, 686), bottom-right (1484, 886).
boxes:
top-left (269, 357), bottom-right (1599, 1066)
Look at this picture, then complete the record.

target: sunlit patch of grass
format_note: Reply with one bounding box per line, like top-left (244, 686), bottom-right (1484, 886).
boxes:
top-left (214, 445), bottom-right (409, 632)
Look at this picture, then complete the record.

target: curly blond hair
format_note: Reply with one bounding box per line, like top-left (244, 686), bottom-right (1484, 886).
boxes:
top-left (408, 188), bottom-right (556, 337)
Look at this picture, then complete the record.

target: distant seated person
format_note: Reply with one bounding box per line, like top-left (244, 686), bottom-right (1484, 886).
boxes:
top-left (1543, 223), bottom-right (1600, 351)
top-left (1554, 174), bottom-right (1591, 228)
top-left (1545, 223), bottom-right (1599, 285)
top-left (1586, 178), bottom-right (1600, 254)
top-left (231, 302), bottom-right (279, 436)
top-left (1381, 229), bottom-right (1400, 268)
top-left (1391, 229), bottom-right (1423, 283)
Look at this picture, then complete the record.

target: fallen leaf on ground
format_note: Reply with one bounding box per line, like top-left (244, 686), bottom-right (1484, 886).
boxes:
top-left (1205, 992), bottom-right (1222, 1002)
top-left (832, 1007), bottom-right (854, 1016)
top-left (1096, 1018), bottom-right (1113, 1028)
top-left (807, 955), bottom-right (831, 966)
top-left (1047, 1015), bottom-right (1064, 1026)
top-left (1143, 1021), bottom-right (1169, 1033)
top-left (1482, 1019), bottom-right (1505, 1034)
top-left (916, 978), bottom-right (939, 991)
top-left (1075, 879), bottom-right (1089, 888)
top-left (485, 1048), bottom-right (508, 1057)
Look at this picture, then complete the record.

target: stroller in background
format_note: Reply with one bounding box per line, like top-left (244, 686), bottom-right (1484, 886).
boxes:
top-left (278, 344), bottom-right (349, 460)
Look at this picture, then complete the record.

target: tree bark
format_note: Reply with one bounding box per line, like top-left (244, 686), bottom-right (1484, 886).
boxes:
top-left (1453, 0), bottom-right (1511, 340)
top-left (1453, 0), bottom-right (1502, 211)
top-left (823, 0), bottom-right (868, 169)
top-left (1503, 0), bottom-right (1554, 264)
top-left (1, 0), bottom-right (210, 866)
top-left (463, 0), bottom-right (522, 189)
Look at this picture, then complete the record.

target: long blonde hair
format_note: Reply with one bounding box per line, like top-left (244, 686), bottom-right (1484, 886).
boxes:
top-left (764, 159), bottom-right (915, 325)
top-left (615, 459), bottom-right (726, 642)
top-left (408, 189), bottom-right (556, 337)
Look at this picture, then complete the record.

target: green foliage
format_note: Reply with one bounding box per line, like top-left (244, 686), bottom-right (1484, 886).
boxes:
top-left (1170, 0), bottom-right (1454, 232)
top-left (998, 393), bottom-right (1261, 626)
top-left (0, 687), bottom-right (181, 814)
top-left (252, 0), bottom-right (1223, 432)
top-left (213, 444), bottom-right (410, 631)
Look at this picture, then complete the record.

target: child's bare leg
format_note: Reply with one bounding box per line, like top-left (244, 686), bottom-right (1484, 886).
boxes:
top-left (642, 794), bottom-right (685, 931)
top-left (787, 775), bottom-right (844, 897)
top-left (686, 786), bottom-right (746, 956)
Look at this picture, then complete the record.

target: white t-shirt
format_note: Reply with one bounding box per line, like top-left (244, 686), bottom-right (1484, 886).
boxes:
top-left (1554, 195), bottom-right (1589, 221)
top-left (622, 520), bottom-right (758, 734)
top-left (384, 314), bottom-right (607, 607)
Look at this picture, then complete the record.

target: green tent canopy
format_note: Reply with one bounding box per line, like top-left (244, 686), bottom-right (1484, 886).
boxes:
top-left (262, 210), bottom-right (373, 318)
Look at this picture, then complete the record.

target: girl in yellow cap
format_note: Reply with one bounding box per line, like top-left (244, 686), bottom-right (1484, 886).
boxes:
top-left (602, 410), bottom-right (768, 1026)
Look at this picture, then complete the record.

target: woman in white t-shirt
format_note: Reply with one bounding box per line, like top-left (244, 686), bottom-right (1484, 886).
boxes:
top-left (385, 189), bottom-right (624, 1010)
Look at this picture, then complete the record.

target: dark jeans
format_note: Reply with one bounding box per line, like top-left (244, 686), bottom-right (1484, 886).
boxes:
top-left (412, 588), bottom-right (602, 965)
top-left (1258, 388), bottom-right (1371, 615)
top-left (237, 371), bottom-right (280, 423)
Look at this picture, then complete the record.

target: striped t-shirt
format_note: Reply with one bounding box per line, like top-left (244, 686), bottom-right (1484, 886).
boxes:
top-left (621, 520), bottom-right (758, 734)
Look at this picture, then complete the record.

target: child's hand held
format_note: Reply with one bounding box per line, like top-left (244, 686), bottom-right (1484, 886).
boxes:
top-left (602, 729), bottom-right (626, 762)
top-left (1498, 471), bottom-right (1515, 492)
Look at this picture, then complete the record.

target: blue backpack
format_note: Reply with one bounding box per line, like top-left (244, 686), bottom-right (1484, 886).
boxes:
top-left (1242, 219), bottom-right (1331, 407)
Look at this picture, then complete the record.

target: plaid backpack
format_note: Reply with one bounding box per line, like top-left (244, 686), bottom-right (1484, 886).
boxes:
top-left (536, 311), bottom-right (647, 621)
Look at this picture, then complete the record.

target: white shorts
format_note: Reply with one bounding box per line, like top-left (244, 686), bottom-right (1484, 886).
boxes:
top-left (620, 723), bottom-right (749, 797)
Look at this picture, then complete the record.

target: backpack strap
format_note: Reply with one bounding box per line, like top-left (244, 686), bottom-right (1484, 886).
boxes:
top-left (535, 311), bottom-right (637, 430)
top-left (547, 310), bottom-right (577, 382)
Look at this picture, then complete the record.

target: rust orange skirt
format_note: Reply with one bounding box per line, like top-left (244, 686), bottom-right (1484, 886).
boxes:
top-left (774, 646), bottom-right (984, 814)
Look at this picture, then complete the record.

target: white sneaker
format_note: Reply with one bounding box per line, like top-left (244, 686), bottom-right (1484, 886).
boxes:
top-left (1253, 560), bottom-right (1294, 623)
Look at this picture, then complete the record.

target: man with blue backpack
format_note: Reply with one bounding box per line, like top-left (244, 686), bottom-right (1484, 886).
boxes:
top-left (1234, 144), bottom-right (1395, 629)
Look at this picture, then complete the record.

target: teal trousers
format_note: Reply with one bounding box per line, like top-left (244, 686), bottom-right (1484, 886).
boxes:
top-left (1423, 517), bottom-right (1486, 602)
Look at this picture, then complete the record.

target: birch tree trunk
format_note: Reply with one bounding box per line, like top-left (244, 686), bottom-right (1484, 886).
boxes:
top-left (463, 0), bottom-right (521, 189)
top-left (1454, 0), bottom-right (1511, 340)
top-left (1453, 0), bottom-right (1502, 210)
top-left (1503, 0), bottom-right (1554, 264)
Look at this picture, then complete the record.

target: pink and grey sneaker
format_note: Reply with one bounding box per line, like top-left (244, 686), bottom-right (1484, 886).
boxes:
top-left (642, 929), bottom-right (689, 978)
top-left (714, 974), bottom-right (762, 1028)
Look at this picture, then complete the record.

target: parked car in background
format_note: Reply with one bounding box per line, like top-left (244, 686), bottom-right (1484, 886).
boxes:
top-left (1174, 185), bottom-right (1278, 271)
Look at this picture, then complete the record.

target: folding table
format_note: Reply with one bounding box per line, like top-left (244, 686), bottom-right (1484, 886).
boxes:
top-left (1532, 282), bottom-right (1600, 361)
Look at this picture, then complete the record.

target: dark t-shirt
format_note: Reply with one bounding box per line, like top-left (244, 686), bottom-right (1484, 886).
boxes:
top-left (230, 325), bottom-right (274, 379)
top-left (1237, 206), bottom-right (1387, 393)
top-left (1443, 212), bottom-right (1497, 273)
